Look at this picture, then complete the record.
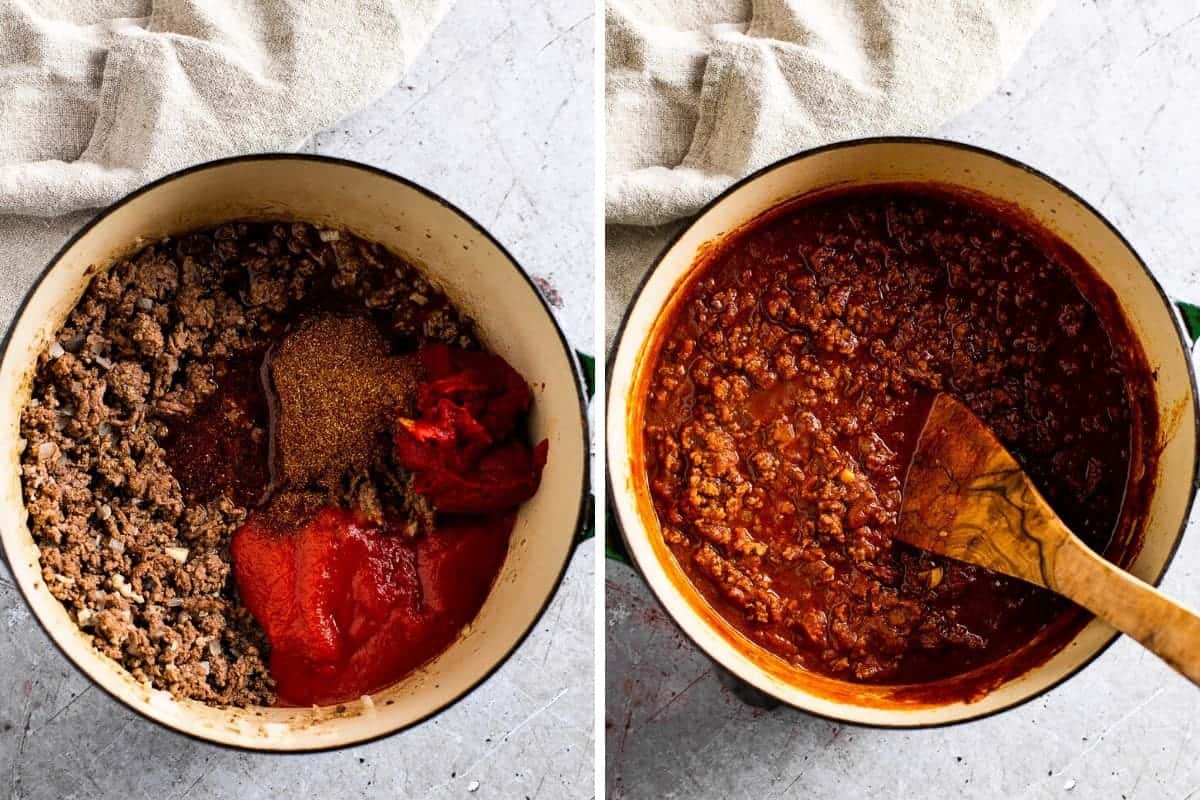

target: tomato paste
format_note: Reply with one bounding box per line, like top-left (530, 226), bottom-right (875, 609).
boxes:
top-left (394, 344), bottom-right (548, 513)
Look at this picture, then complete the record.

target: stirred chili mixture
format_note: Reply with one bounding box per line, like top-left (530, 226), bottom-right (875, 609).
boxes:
top-left (21, 221), bottom-right (546, 707)
top-left (641, 186), bottom-right (1156, 687)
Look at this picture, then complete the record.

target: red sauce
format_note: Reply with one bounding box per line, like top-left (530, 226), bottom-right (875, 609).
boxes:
top-left (231, 507), bottom-right (512, 706)
top-left (640, 185), bottom-right (1157, 691)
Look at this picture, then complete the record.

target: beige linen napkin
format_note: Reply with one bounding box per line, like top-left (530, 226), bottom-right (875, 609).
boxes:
top-left (0, 0), bottom-right (449, 329)
top-left (0, 0), bottom-right (449, 217)
top-left (606, 0), bottom-right (1055, 226)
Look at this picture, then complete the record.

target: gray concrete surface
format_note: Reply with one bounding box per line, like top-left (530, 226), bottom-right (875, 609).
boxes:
top-left (606, 2), bottom-right (1200, 797)
top-left (0, 2), bottom-right (595, 799)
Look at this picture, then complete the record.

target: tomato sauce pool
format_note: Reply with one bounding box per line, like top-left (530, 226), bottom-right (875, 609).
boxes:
top-left (640, 185), bottom-right (1157, 692)
top-left (231, 508), bottom-right (512, 706)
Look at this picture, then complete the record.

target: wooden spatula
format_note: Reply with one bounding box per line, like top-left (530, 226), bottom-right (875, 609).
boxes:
top-left (896, 393), bottom-right (1200, 686)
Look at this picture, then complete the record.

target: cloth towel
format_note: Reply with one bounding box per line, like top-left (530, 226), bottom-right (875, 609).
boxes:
top-left (606, 0), bottom-right (1055, 226)
top-left (0, 0), bottom-right (449, 218)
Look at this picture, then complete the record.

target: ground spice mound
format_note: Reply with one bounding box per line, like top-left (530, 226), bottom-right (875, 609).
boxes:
top-left (270, 314), bottom-right (420, 489)
top-left (20, 221), bottom-right (473, 706)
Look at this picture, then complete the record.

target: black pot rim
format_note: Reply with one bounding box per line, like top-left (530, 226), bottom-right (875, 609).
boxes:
top-left (605, 134), bottom-right (1200, 731)
top-left (0, 152), bottom-right (592, 753)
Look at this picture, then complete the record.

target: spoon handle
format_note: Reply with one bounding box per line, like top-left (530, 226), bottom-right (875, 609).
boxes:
top-left (1050, 535), bottom-right (1200, 687)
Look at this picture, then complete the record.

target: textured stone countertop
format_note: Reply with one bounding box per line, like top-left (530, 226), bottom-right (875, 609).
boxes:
top-left (606, 2), bottom-right (1200, 798)
top-left (0, 2), bottom-right (595, 799)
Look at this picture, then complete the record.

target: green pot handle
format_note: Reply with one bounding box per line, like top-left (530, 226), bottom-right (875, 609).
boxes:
top-left (575, 342), bottom-right (629, 563)
top-left (1176, 300), bottom-right (1200, 346)
top-left (605, 504), bottom-right (629, 564)
top-left (573, 352), bottom-right (602, 550)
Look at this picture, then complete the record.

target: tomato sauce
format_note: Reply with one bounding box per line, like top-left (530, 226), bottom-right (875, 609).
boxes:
top-left (232, 508), bottom-right (512, 706)
top-left (640, 186), bottom-right (1157, 689)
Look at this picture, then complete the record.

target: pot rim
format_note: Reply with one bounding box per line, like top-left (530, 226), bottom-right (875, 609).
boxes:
top-left (0, 152), bottom-right (592, 753)
top-left (605, 135), bottom-right (1200, 730)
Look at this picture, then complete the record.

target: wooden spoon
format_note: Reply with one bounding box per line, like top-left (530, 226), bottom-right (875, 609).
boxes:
top-left (896, 393), bottom-right (1200, 686)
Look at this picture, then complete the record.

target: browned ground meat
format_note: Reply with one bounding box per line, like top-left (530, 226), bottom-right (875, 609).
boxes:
top-left (20, 222), bottom-right (473, 706)
top-left (643, 187), bottom-right (1156, 685)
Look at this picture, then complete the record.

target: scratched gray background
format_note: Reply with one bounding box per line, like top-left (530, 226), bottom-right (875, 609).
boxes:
top-left (606, 1), bottom-right (1200, 798)
top-left (0, 2), bottom-right (595, 799)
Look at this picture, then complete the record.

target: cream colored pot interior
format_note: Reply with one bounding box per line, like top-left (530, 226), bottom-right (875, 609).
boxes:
top-left (0, 157), bottom-right (586, 749)
top-left (608, 140), bottom-right (1197, 727)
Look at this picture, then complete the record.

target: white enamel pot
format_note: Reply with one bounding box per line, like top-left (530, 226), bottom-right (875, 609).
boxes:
top-left (0, 155), bottom-right (589, 750)
top-left (607, 137), bottom-right (1199, 727)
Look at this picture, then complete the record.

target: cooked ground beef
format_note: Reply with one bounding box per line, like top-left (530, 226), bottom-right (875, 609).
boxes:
top-left (642, 187), bottom-right (1156, 686)
top-left (20, 221), bottom-right (473, 706)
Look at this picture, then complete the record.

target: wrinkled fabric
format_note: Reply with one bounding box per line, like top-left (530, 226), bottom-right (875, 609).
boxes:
top-left (0, 0), bottom-right (450, 217)
top-left (606, 0), bottom-right (1054, 225)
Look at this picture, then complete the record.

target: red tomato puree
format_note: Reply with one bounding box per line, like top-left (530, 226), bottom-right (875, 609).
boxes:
top-left (232, 508), bottom-right (514, 706)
